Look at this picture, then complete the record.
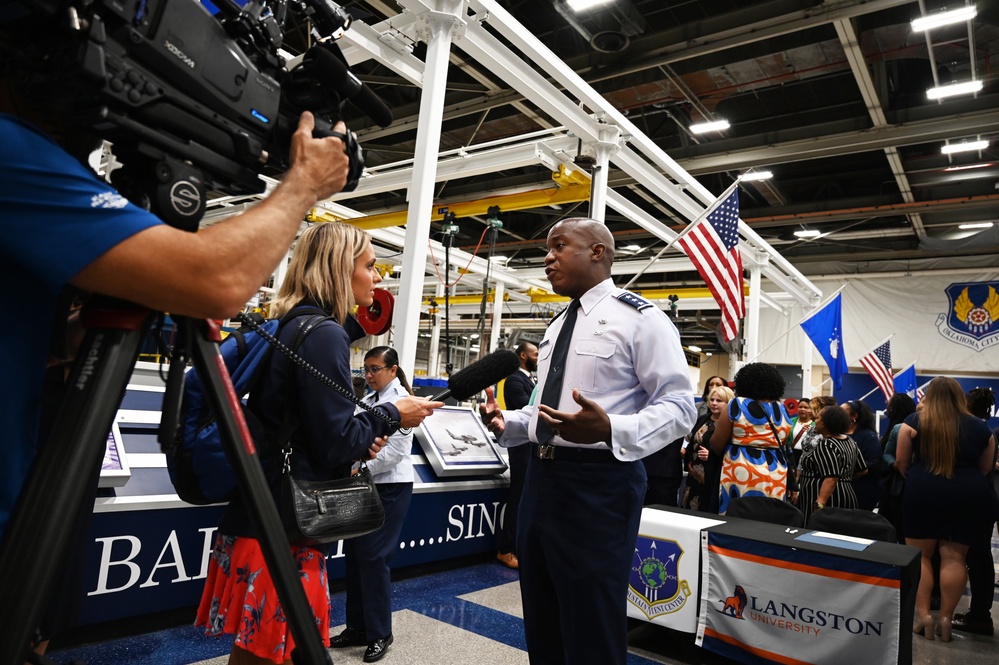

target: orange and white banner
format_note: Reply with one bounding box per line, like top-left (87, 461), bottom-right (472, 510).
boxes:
top-left (696, 531), bottom-right (902, 664)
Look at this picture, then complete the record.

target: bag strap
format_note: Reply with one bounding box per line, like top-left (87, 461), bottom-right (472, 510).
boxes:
top-left (271, 314), bottom-right (330, 460)
top-left (755, 400), bottom-right (786, 449)
top-left (235, 310), bottom-right (398, 430)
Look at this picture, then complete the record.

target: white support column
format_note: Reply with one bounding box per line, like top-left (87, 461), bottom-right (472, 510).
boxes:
top-left (745, 254), bottom-right (766, 362)
top-left (728, 354), bottom-right (742, 380)
top-left (801, 334), bottom-right (814, 399)
top-left (272, 246), bottom-right (292, 294)
top-left (393, 1), bottom-right (464, 376)
top-left (489, 281), bottom-right (505, 354)
top-left (588, 127), bottom-right (620, 223)
top-left (428, 283), bottom-right (444, 378)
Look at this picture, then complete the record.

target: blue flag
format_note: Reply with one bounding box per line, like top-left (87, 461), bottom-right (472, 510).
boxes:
top-left (894, 364), bottom-right (919, 403)
top-left (801, 293), bottom-right (848, 390)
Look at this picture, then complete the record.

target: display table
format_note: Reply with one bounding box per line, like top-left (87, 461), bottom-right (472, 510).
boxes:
top-left (629, 506), bottom-right (919, 665)
top-left (696, 517), bottom-right (919, 665)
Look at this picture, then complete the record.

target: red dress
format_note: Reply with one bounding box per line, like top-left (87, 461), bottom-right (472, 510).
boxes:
top-left (195, 534), bottom-right (330, 663)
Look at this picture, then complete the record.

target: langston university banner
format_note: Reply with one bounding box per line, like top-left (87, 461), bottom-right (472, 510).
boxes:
top-left (696, 531), bottom-right (901, 665)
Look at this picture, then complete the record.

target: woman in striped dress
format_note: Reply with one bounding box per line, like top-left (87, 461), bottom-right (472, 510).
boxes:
top-left (797, 406), bottom-right (866, 523)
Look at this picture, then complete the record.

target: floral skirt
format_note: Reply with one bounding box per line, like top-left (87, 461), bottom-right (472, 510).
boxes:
top-left (195, 534), bottom-right (330, 663)
top-left (718, 444), bottom-right (788, 515)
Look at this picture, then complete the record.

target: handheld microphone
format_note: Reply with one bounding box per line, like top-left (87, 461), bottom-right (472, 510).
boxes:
top-left (431, 349), bottom-right (520, 402)
top-left (303, 45), bottom-right (394, 128)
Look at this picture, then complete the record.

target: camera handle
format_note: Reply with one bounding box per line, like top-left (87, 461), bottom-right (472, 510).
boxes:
top-left (0, 303), bottom-right (334, 665)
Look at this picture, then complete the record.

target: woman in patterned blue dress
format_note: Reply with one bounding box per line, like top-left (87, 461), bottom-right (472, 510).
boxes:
top-left (709, 363), bottom-right (793, 515)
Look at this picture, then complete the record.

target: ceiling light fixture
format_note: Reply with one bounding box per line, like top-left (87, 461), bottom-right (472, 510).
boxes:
top-left (687, 345), bottom-right (702, 353)
top-left (624, 244), bottom-right (641, 251)
top-left (566, 0), bottom-right (613, 11)
top-left (941, 140), bottom-right (989, 155)
top-left (944, 162), bottom-right (992, 172)
top-left (794, 229), bottom-right (822, 238)
top-left (927, 79), bottom-right (984, 100)
top-left (739, 170), bottom-right (773, 182)
top-left (911, 6), bottom-right (978, 32)
top-left (958, 222), bottom-right (994, 230)
top-left (689, 119), bottom-right (730, 133)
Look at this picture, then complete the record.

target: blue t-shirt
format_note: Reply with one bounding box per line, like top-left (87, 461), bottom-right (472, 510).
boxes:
top-left (0, 114), bottom-right (162, 536)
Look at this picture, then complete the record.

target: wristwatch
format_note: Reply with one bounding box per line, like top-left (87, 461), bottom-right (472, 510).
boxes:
top-left (814, 501), bottom-right (825, 510)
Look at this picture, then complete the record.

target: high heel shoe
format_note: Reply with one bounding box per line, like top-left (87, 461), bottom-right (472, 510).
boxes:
top-left (913, 615), bottom-right (934, 640)
top-left (938, 616), bottom-right (952, 642)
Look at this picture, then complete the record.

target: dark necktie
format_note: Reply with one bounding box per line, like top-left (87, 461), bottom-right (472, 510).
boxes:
top-left (534, 299), bottom-right (580, 444)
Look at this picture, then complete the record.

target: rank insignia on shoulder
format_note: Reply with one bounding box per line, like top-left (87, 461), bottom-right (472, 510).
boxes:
top-left (615, 291), bottom-right (653, 311)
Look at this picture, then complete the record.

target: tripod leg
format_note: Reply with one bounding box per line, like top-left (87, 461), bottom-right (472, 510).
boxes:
top-left (0, 302), bottom-right (152, 664)
top-left (183, 317), bottom-right (332, 665)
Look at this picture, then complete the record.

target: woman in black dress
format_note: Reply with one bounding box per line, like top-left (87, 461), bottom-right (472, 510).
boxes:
top-left (879, 393), bottom-right (917, 541)
top-left (842, 400), bottom-right (881, 510)
top-left (897, 377), bottom-right (998, 642)
top-left (797, 406), bottom-right (866, 524)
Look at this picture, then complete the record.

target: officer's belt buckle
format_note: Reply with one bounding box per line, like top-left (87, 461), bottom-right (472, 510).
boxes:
top-left (536, 443), bottom-right (555, 460)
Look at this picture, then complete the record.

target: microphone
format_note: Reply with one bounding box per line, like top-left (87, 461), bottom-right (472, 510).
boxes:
top-left (303, 45), bottom-right (394, 128)
top-left (431, 349), bottom-right (520, 402)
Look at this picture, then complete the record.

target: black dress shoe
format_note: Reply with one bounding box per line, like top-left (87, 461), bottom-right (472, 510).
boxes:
top-left (330, 627), bottom-right (367, 648)
top-left (952, 612), bottom-right (995, 636)
top-left (363, 634), bottom-right (393, 663)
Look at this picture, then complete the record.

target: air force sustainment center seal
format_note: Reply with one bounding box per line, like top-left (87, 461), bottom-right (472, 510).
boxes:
top-left (616, 291), bottom-right (654, 311)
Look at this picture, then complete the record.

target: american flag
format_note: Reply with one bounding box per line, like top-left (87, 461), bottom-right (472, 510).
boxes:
top-left (859, 339), bottom-right (894, 401)
top-left (676, 187), bottom-right (745, 342)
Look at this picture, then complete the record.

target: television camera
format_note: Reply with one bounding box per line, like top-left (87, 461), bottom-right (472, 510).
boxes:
top-left (3, 0), bottom-right (391, 229)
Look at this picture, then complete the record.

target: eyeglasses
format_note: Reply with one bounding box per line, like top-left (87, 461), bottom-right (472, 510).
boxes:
top-left (363, 365), bottom-right (389, 375)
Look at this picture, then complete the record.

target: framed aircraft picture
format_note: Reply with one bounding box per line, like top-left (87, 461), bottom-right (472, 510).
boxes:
top-left (99, 421), bottom-right (132, 488)
top-left (416, 405), bottom-right (508, 477)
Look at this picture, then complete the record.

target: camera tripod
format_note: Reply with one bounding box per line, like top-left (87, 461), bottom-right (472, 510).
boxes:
top-left (0, 169), bottom-right (335, 665)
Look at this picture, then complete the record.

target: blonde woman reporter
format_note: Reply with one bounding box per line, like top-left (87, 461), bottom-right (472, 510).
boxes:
top-left (196, 223), bottom-right (442, 665)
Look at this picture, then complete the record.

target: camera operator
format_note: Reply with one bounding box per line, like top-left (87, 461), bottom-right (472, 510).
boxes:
top-left (1, 21), bottom-right (353, 654)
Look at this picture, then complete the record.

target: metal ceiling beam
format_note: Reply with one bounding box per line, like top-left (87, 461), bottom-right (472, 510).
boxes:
top-left (744, 193), bottom-right (999, 227)
top-left (833, 17), bottom-right (927, 241)
top-left (570, 0), bottom-right (916, 81)
top-left (326, 135), bottom-right (576, 199)
top-left (678, 107), bottom-right (999, 174)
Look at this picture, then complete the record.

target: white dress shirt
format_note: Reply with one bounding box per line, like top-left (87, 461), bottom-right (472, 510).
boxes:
top-left (499, 278), bottom-right (696, 461)
top-left (358, 377), bottom-right (415, 483)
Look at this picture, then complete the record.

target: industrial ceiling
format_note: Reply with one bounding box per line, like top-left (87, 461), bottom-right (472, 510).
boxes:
top-left (210, 0), bottom-right (999, 356)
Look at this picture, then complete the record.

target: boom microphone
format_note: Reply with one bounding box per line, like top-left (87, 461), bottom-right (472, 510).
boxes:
top-left (303, 44), bottom-right (394, 128)
top-left (431, 349), bottom-right (520, 402)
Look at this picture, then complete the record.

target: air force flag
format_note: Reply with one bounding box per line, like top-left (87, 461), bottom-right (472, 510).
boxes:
top-left (893, 364), bottom-right (919, 403)
top-left (801, 293), bottom-right (848, 390)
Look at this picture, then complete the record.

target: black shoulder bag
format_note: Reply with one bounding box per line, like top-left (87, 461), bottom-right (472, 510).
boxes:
top-left (238, 312), bottom-right (388, 545)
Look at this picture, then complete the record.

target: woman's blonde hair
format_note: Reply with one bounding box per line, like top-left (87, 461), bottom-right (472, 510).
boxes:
top-left (708, 385), bottom-right (735, 404)
top-left (270, 222), bottom-right (371, 323)
top-left (919, 377), bottom-right (969, 479)
top-left (809, 395), bottom-right (837, 413)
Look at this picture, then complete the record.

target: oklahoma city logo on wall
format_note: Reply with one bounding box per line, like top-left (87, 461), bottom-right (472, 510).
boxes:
top-left (936, 281), bottom-right (999, 352)
top-left (628, 537), bottom-right (690, 620)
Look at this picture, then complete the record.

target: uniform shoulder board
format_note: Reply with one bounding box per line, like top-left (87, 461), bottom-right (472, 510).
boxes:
top-left (615, 291), bottom-right (653, 311)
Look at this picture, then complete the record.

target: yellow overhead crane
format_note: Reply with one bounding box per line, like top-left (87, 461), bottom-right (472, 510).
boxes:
top-left (307, 164), bottom-right (591, 230)
top-left (308, 167), bottom-right (738, 306)
top-left (420, 284), bottom-right (748, 306)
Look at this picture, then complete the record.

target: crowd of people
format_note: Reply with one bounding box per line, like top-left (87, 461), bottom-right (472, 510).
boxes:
top-left (676, 371), bottom-right (999, 643)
